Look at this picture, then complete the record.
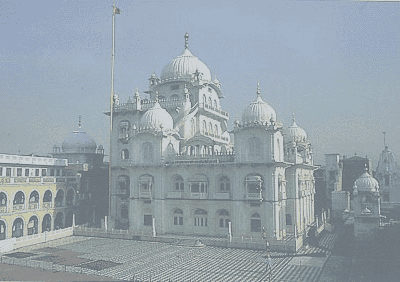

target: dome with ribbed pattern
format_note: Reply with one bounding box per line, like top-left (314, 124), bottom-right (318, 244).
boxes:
top-left (160, 48), bottom-right (211, 82)
top-left (140, 102), bottom-right (174, 130)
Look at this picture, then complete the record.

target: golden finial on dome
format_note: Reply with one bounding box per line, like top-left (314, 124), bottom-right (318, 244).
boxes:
top-left (292, 113), bottom-right (296, 123)
top-left (78, 115), bottom-right (82, 129)
top-left (256, 82), bottom-right (261, 97)
top-left (184, 32), bottom-right (189, 49)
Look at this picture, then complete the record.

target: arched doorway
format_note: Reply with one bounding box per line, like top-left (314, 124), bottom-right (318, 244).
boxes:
top-left (66, 189), bottom-right (74, 207)
top-left (54, 212), bottom-right (64, 230)
top-left (0, 220), bottom-right (6, 240)
top-left (55, 190), bottom-right (64, 207)
top-left (12, 218), bottom-right (24, 238)
top-left (27, 215), bottom-right (39, 235)
top-left (65, 211), bottom-right (73, 227)
top-left (42, 214), bottom-right (51, 232)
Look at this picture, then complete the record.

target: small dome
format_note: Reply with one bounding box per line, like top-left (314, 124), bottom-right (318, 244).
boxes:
top-left (62, 130), bottom-right (97, 153)
top-left (140, 101), bottom-right (174, 130)
top-left (160, 48), bottom-right (211, 82)
top-left (354, 171), bottom-right (379, 192)
top-left (284, 114), bottom-right (307, 143)
top-left (242, 84), bottom-right (276, 124)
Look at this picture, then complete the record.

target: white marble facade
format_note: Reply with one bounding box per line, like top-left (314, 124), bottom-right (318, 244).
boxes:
top-left (109, 34), bottom-right (316, 242)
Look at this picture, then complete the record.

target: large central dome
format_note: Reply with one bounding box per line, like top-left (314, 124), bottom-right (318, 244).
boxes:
top-left (160, 33), bottom-right (211, 82)
top-left (160, 49), bottom-right (211, 82)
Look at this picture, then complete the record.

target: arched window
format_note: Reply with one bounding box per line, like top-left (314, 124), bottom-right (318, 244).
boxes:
top-left (12, 218), bottom-right (23, 238)
top-left (117, 175), bottom-right (130, 198)
top-left (54, 212), bottom-right (64, 230)
top-left (214, 125), bottom-right (218, 136)
top-left (55, 190), bottom-right (64, 207)
top-left (189, 175), bottom-right (208, 194)
top-left (214, 99), bottom-right (217, 109)
top-left (142, 142), bottom-right (154, 162)
top-left (43, 190), bottom-right (52, 203)
top-left (251, 213), bottom-right (261, 232)
top-left (119, 120), bottom-right (130, 138)
top-left (139, 175), bottom-right (154, 198)
top-left (0, 220), bottom-right (6, 240)
top-left (174, 209), bottom-right (183, 226)
top-left (208, 122), bottom-right (213, 134)
top-left (120, 205), bottom-right (129, 219)
top-left (27, 215), bottom-right (38, 235)
top-left (29, 191), bottom-right (39, 203)
top-left (0, 192), bottom-right (7, 206)
top-left (121, 149), bottom-right (130, 160)
top-left (194, 209), bottom-right (207, 227)
top-left (42, 214), bottom-right (52, 232)
top-left (218, 176), bottom-right (230, 192)
top-left (208, 97), bottom-right (212, 106)
top-left (166, 143), bottom-right (175, 156)
top-left (248, 137), bottom-right (262, 158)
top-left (203, 120), bottom-right (207, 133)
top-left (203, 94), bottom-right (207, 106)
top-left (174, 175), bottom-right (184, 191)
top-left (246, 175), bottom-right (263, 194)
top-left (217, 209), bottom-right (230, 228)
top-left (66, 189), bottom-right (74, 207)
top-left (13, 191), bottom-right (25, 205)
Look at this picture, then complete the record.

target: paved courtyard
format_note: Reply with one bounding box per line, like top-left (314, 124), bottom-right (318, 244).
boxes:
top-left (1, 233), bottom-right (338, 281)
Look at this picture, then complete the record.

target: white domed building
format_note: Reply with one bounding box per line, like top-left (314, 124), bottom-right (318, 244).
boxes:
top-left (352, 168), bottom-right (382, 241)
top-left (108, 34), bottom-right (316, 251)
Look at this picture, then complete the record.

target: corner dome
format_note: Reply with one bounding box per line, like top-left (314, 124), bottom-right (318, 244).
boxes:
top-left (242, 84), bottom-right (276, 124)
top-left (160, 48), bottom-right (211, 82)
top-left (62, 130), bottom-right (97, 153)
top-left (354, 171), bottom-right (379, 192)
top-left (284, 114), bottom-right (307, 143)
top-left (140, 101), bottom-right (174, 130)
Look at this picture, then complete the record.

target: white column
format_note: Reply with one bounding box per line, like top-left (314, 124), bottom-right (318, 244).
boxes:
top-left (152, 217), bottom-right (156, 237)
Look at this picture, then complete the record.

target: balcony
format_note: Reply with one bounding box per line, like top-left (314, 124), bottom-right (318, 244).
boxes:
top-left (139, 191), bottom-right (152, 199)
top-left (214, 192), bottom-right (230, 200)
top-left (42, 202), bottom-right (52, 209)
top-left (190, 193), bottom-right (208, 199)
top-left (245, 193), bottom-right (263, 201)
top-left (167, 191), bottom-right (184, 199)
top-left (28, 203), bottom-right (39, 210)
top-left (13, 204), bottom-right (24, 211)
top-left (202, 103), bottom-right (229, 118)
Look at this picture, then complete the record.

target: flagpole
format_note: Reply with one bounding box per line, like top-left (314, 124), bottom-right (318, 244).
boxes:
top-left (108, 0), bottom-right (120, 228)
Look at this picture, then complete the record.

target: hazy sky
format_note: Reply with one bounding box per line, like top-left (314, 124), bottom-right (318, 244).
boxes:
top-left (1, 0), bottom-right (399, 166)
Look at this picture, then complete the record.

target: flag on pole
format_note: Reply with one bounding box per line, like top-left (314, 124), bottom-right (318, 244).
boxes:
top-left (114, 7), bottom-right (121, 14)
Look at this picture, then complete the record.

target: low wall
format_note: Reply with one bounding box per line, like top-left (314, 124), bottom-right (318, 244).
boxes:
top-left (73, 227), bottom-right (297, 253)
top-left (0, 227), bottom-right (73, 253)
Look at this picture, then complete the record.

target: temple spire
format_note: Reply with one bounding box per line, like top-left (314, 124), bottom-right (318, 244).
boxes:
top-left (383, 131), bottom-right (387, 148)
top-left (184, 32), bottom-right (189, 49)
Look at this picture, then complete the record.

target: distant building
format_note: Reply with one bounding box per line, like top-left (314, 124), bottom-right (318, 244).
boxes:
top-left (0, 153), bottom-right (70, 240)
top-left (352, 168), bottom-right (381, 242)
top-left (52, 120), bottom-right (108, 227)
top-left (107, 34), bottom-right (316, 248)
top-left (342, 155), bottom-right (372, 197)
top-left (375, 145), bottom-right (400, 222)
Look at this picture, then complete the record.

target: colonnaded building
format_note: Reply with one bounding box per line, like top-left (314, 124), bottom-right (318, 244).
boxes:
top-left (108, 34), bottom-right (316, 243)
